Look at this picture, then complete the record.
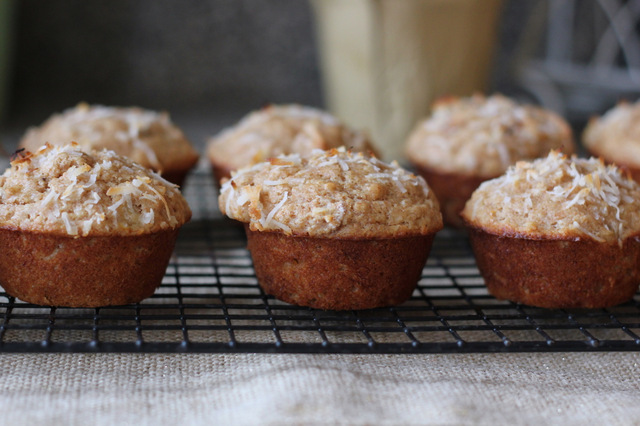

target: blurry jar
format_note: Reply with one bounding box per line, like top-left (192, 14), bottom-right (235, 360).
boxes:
top-left (311, 0), bottom-right (503, 161)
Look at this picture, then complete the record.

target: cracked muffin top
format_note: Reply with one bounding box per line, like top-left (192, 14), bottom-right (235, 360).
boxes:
top-left (219, 147), bottom-right (442, 238)
top-left (461, 151), bottom-right (640, 244)
top-left (0, 143), bottom-right (191, 236)
top-left (207, 104), bottom-right (377, 175)
top-left (406, 94), bottom-right (574, 177)
top-left (19, 103), bottom-right (199, 176)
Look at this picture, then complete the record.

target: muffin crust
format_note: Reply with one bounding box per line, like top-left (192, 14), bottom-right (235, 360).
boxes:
top-left (19, 103), bottom-right (199, 184)
top-left (219, 147), bottom-right (442, 310)
top-left (0, 143), bottom-right (191, 307)
top-left (467, 228), bottom-right (640, 309)
top-left (462, 151), bottom-right (640, 308)
top-left (219, 147), bottom-right (442, 239)
top-left (462, 151), bottom-right (640, 243)
top-left (207, 104), bottom-right (376, 180)
top-left (0, 143), bottom-right (191, 236)
top-left (583, 100), bottom-right (640, 177)
top-left (246, 228), bottom-right (433, 310)
top-left (406, 94), bottom-right (574, 177)
top-left (0, 229), bottom-right (179, 307)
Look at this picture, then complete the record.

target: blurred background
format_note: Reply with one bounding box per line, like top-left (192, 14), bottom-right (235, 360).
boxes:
top-left (0, 0), bottom-right (639, 161)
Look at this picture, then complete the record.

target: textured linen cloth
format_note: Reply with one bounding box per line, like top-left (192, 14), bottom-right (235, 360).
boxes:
top-left (0, 352), bottom-right (638, 425)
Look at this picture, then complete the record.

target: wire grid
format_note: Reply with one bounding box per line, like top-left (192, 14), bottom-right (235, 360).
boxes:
top-left (0, 170), bottom-right (639, 353)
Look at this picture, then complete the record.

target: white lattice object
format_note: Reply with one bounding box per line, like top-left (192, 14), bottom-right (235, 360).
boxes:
top-left (516, 0), bottom-right (640, 120)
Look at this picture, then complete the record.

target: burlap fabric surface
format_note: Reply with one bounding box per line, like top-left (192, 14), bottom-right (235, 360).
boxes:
top-left (0, 352), bottom-right (638, 425)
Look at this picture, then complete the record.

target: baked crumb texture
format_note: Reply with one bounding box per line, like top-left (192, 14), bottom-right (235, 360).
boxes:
top-left (0, 143), bottom-right (192, 237)
top-left (207, 104), bottom-right (377, 180)
top-left (467, 227), bottom-right (640, 308)
top-left (219, 147), bottom-right (443, 239)
top-left (583, 100), bottom-right (640, 178)
top-left (0, 229), bottom-right (180, 307)
top-left (406, 94), bottom-right (575, 177)
top-left (19, 103), bottom-right (199, 183)
top-left (462, 150), bottom-right (640, 244)
top-left (246, 227), bottom-right (435, 310)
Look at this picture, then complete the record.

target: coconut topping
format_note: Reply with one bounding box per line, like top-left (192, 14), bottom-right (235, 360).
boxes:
top-left (19, 103), bottom-right (199, 174)
top-left (207, 104), bottom-right (377, 173)
top-left (583, 100), bottom-right (640, 168)
top-left (219, 147), bottom-right (442, 238)
top-left (0, 143), bottom-right (191, 236)
top-left (461, 151), bottom-right (640, 244)
top-left (406, 94), bottom-right (575, 177)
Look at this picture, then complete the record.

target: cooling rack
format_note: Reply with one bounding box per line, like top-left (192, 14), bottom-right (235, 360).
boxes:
top-left (0, 170), bottom-right (639, 353)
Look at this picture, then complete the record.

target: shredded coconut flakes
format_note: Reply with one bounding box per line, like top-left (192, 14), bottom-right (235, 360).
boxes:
top-left (467, 150), bottom-right (640, 244)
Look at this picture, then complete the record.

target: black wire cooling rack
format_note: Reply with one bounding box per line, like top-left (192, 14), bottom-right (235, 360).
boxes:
top-left (0, 170), bottom-right (639, 353)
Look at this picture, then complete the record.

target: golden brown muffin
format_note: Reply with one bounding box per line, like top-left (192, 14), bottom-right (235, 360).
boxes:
top-left (219, 147), bottom-right (443, 310)
top-left (583, 100), bottom-right (640, 182)
top-left (207, 104), bottom-right (377, 182)
top-left (0, 143), bottom-right (191, 307)
top-left (461, 151), bottom-right (640, 309)
top-left (406, 94), bottom-right (574, 227)
top-left (19, 103), bottom-right (200, 186)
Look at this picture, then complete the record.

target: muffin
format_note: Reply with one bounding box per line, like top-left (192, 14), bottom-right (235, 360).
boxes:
top-left (0, 143), bottom-right (191, 307)
top-left (207, 104), bottom-right (377, 182)
top-left (19, 103), bottom-right (200, 186)
top-left (583, 100), bottom-right (640, 181)
top-left (406, 94), bottom-right (574, 227)
top-left (219, 147), bottom-right (443, 310)
top-left (461, 151), bottom-right (640, 309)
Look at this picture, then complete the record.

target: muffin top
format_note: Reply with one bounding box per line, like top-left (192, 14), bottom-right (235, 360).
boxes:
top-left (19, 103), bottom-right (199, 174)
top-left (461, 151), bottom-right (640, 244)
top-left (405, 94), bottom-right (574, 177)
top-left (583, 100), bottom-right (640, 168)
top-left (0, 143), bottom-right (191, 237)
top-left (219, 147), bottom-right (442, 238)
top-left (207, 104), bottom-right (376, 174)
